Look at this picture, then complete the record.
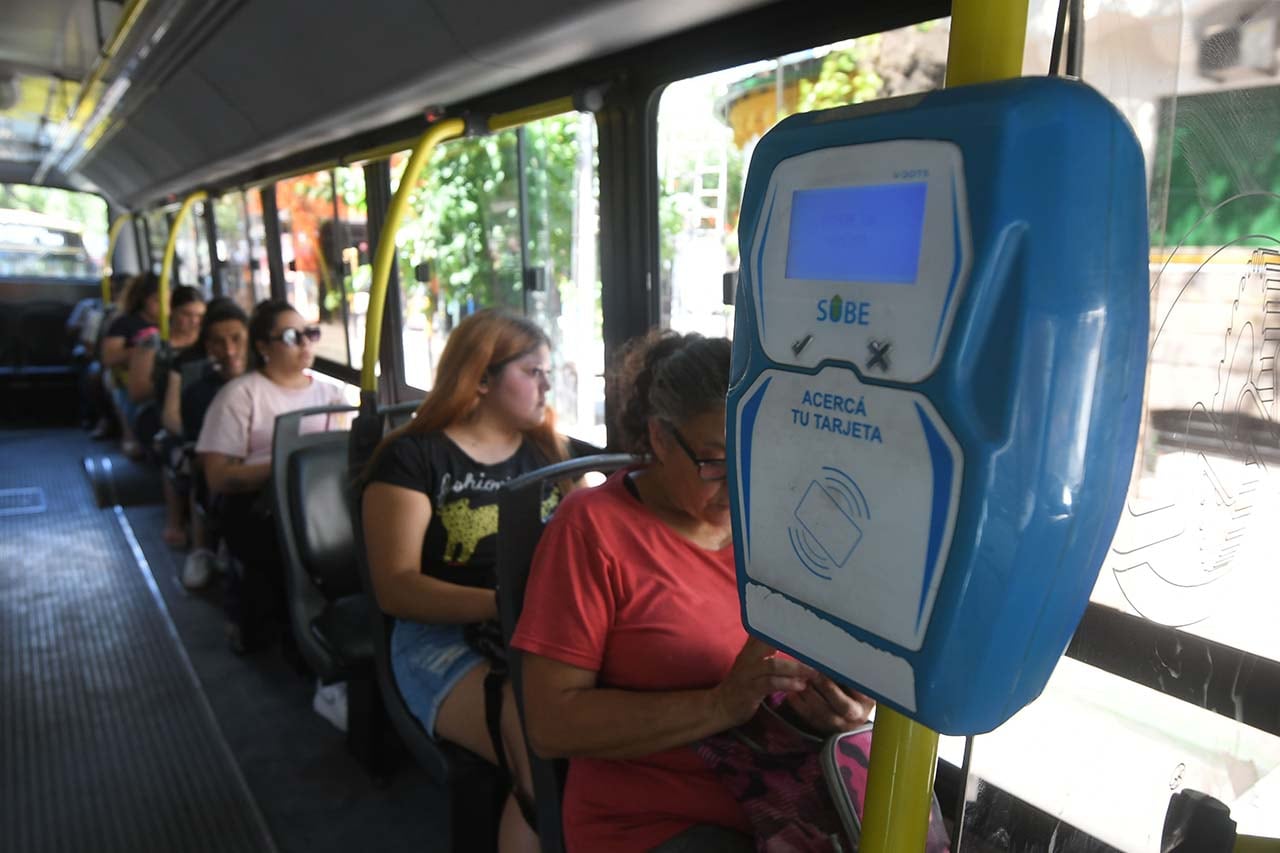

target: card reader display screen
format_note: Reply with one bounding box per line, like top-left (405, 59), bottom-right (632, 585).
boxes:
top-left (785, 183), bottom-right (927, 283)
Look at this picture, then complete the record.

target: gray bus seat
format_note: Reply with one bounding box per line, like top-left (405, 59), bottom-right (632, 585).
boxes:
top-left (496, 452), bottom-right (638, 853)
top-left (270, 404), bottom-right (388, 775)
top-left (272, 405), bottom-right (367, 675)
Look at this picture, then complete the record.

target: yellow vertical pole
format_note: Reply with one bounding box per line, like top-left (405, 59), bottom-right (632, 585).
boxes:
top-left (158, 191), bottom-right (208, 341)
top-left (101, 214), bottom-right (131, 303)
top-left (862, 708), bottom-right (941, 853)
top-left (945, 0), bottom-right (1030, 88)
top-left (862, 3), bottom-right (1029, 851)
top-left (360, 118), bottom-right (465, 392)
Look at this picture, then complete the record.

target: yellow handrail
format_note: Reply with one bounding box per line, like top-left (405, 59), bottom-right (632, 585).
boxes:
top-left (342, 136), bottom-right (418, 167)
top-left (360, 117), bottom-right (466, 391)
top-left (489, 96), bottom-right (576, 132)
top-left (862, 2), bottom-right (1029, 851)
top-left (101, 214), bottom-right (132, 303)
top-left (360, 95), bottom-right (583, 392)
top-left (158, 191), bottom-right (208, 341)
top-left (945, 0), bottom-right (1030, 88)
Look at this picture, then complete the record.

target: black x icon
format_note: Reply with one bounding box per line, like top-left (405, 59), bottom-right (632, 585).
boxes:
top-left (867, 340), bottom-right (891, 372)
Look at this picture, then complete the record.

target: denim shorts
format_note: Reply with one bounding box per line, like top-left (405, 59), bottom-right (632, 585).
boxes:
top-left (390, 620), bottom-right (486, 737)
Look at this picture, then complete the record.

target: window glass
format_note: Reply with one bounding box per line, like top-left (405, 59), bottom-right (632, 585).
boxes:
top-left (0, 184), bottom-right (107, 279)
top-left (656, 21), bottom-right (948, 337)
top-left (275, 170), bottom-right (358, 367)
top-left (213, 192), bottom-right (259, 312)
top-left (244, 190), bottom-right (271, 306)
top-left (144, 208), bottom-right (170, 274)
top-left (947, 1), bottom-right (1280, 849)
top-left (331, 166), bottom-right (370, 370)
top-left (172, 200), bottom-right (210, 292)
top-left (192, 204), bottom-right (211, 289)
top-left (392, 112), bottom-right (604, 445)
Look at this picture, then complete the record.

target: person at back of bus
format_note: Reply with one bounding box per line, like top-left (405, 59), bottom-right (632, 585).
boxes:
top-left (162, 298), bottom-right (250, 589)
top-left (512, 330), bottom-right (874, 853)
top-left (127, 284), bottom-right (207, 546)
top-left (99, 273), bottom-right (161, 456)
top-left (196, 299), bottom-right (345, 652)
top-left (73, 272), bottom-right (129, 434)
top-left (127, 283), bottom-right (206, 412)
top-left (362, 309), bottom-right (563, 853)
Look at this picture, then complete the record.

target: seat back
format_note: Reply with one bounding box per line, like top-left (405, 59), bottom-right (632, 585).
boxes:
top-left (271, 404), bottom-right (360, 678)
top-left (347, 396), bottom-right (452, 783)
top-left (496, 453), bottom-right (637, 853)
top-left (19, 300), bottom-right (73, 367)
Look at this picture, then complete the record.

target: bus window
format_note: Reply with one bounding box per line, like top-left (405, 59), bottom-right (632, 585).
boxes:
top-left (144, 208), bottom-right (170, 274)
top-left (331, 166), bottom-right (369, 371)
top-left (0, 183), bottom-right (107, 280)
top-left (244, 190), bottom-right (271, 306)
top-left (212, 191), bottom-right (261, 312)
top-left (275, 168), bottom-right (362, 369)
top-left (392, 111), bottom-right (604, 445)
top-left (946, 1), bottom-right (1280, 848)
top-left (656, 22), bottom-right (949, 339)
top-left (172, 199), bottom-right (211, 292)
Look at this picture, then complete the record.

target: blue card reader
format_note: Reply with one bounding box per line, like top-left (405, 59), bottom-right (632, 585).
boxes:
top-left (727, 77), bottom-right (1149, 735)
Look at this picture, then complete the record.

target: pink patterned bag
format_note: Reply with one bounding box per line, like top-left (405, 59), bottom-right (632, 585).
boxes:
top-left (819, 726), bottom-right (951, 853)
top-left (696, 701), bottom-right (951, 853)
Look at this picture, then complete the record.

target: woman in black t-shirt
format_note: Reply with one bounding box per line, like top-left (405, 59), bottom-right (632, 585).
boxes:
top-left (363, 309), bottom-right (565, 853)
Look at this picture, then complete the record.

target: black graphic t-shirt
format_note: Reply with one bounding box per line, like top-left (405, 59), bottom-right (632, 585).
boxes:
top-left (368, 431), bottom-right (556, 589)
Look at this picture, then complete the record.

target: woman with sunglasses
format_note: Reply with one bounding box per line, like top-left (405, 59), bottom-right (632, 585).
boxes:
top-left (196, 299), bottom-right (345, 652)
top-left (512, 330), bottom-right (874, 853)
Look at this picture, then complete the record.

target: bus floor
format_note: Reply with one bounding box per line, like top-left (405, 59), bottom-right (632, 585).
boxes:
top-left (1, 427), bottom-right (447, 853)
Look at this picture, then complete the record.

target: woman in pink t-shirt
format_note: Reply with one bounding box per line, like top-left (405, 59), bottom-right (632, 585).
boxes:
top-left (196, 299), bottom-right (345, 652)
top-left (513, 331), bottom-right (874, 853)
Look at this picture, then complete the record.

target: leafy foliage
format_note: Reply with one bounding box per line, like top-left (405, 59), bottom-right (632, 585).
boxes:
top-left (395, 115), bottom-right (588, 321)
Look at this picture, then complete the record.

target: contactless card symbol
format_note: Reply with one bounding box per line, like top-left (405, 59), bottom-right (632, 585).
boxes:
top-left (788, 467), bottom-right (871, 580)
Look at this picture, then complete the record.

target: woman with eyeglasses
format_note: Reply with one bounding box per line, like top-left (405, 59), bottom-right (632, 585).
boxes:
top-left (512, 330), bottom-right (874, 853)
top-left (362, 308), bottom-right (564, 853)
top-left (197, 299), bottom-right (345, 652)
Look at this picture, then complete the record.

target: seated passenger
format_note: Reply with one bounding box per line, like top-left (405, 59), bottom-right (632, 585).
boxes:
top-left (161, 298), bottom-right (250, 586)
top-left (362, 309), bottom-right (564, 853)
top-left (163, 298), bottom-right (250, 442)
top-left (513, 330), bottom-right (874, 853)
top-left (127, 284), bottom-right (206, 408)
top-left (100, 274), bottom-right (161, 456)
top-left (122, 285), bottom-right (206, 546)
top-left (75, 272), bottom-right (129, 432)
top-left (196, 299), bottom-right (345, 652)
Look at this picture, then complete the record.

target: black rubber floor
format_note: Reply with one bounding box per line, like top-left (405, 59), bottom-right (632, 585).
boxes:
top-left (0, 429), bottom-right (275, 853)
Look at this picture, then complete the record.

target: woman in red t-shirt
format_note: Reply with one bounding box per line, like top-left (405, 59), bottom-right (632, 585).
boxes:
top-left (513, 330), bottom-right (874, 853)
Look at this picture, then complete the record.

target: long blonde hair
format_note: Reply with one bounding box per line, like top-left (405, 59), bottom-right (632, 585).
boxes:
top-left (369, 309), bottom-right (567, 473)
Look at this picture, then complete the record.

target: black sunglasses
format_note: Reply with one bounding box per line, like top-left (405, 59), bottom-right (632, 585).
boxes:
top-left (667, 424), bottom-right (728, 482)
top-left (271, 325), bottom-right (321, 346)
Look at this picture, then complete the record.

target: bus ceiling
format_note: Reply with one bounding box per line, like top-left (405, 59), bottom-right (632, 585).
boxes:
top-left (0, 0), bottom-right (868, 209)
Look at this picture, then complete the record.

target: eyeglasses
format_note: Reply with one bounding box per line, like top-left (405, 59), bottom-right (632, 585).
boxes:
top-left (667, 424), bottom-right (728, 482)
top-left (271, 326), bottom-right (321, 346)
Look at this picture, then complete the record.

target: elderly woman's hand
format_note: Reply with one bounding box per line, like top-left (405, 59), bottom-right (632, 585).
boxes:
top-left (713, 636), bottom-right (815, 728)
top-left (784, 675), bottom-right (875, 735)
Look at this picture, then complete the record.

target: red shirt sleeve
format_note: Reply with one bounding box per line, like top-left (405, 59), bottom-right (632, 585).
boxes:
top-left (512, 508), bottom-right (616, 673)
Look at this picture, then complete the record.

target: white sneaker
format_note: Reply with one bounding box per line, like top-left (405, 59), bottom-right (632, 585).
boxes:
top-left (181, 548), bottom-right (216, 589)
top-left (313, 680), bottom-right (348, 732)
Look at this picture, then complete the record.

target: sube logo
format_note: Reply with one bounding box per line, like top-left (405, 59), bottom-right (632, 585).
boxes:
top-left (816, 294), bottom-right (872, 326)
